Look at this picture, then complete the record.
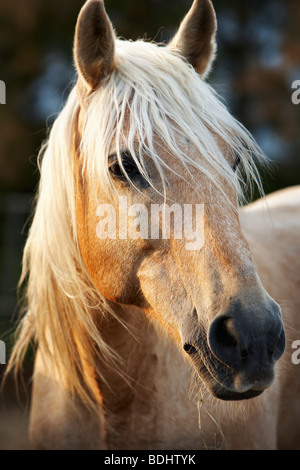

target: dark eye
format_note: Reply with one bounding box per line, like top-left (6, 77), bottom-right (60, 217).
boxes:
top-left (232, 155), bottom-right (241, 172)
top-left (109, 151), bottom-right (139, 180)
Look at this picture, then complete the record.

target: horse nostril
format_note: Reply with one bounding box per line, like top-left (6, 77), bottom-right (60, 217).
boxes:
top-left (183, 343), bottom-right (197, 356)
top-left (208, 315), bottom-right (245, 367)
top-left (208, 307), bottom-right (286, 370)
top-left (213, 316), bottom-right (239, 350)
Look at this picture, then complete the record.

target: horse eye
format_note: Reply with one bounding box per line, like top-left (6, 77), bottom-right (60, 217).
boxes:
top-left (109, 152), bottom-right (139, 180)
top-left (232, 155), bottom-right (241, 173)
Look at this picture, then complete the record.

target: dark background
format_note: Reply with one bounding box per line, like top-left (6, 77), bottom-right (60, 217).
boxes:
top-left (0, 0), bottom-right (299, 448)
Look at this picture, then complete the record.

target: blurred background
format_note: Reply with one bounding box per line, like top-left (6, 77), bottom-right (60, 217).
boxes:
top-left (0, 0), bottom-right (299, 449)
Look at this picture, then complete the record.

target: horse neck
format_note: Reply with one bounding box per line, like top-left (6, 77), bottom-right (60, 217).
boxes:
top-left (96, 303), bottom-right (162, 408)
top-left (94, 303), bottom-right (194, 445)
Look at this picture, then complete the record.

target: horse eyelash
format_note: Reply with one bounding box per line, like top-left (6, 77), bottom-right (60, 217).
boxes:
top-left (232, 155), bottom-right (241, 173)
top-left (108, 151), bottom-right (147, 186)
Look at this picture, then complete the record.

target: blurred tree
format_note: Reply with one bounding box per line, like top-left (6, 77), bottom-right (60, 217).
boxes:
top-left (1, 0), bottom-right (299, 194)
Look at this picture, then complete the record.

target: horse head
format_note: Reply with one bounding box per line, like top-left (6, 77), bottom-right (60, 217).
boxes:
top-left (73, 0), bottom-right (285, 401)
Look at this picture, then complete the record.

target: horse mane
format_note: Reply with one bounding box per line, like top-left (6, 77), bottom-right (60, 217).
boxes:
top-left (6, 38), bottom-right (266, 412)
top-left (81, 39), bottom-right (266, 201)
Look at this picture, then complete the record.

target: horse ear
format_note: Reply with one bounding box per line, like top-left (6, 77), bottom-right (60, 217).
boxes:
top-left (74, 0), bottom-right (115, 90)
top-left (168, 0), bottom-right (217, 78)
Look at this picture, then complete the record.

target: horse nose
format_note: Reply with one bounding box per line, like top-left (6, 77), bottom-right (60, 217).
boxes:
top-left (208, 302), bottom-right (286, 373)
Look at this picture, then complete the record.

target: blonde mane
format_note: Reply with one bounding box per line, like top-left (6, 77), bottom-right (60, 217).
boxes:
top-left (82, 39), bottom-right (265, 200)
top-left (7, 37), bottom-right (267, 412)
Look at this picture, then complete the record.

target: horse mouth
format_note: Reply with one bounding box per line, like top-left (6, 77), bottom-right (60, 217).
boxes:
top-left (212, 387), bottom-right (263, 401)
top-left (186, 343), bottom-right (271, 401)
top-left (205, 371), bottom-right (265, 401)
top-left (195, 357), bottom-right (265, 401)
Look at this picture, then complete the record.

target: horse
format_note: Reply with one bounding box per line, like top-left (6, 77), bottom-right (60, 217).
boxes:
top-left (7, 0), bottom-right (300, 450)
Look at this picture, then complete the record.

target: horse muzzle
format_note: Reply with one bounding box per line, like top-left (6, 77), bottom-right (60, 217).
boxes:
top-left (183, 300), bottom-right (286, 401)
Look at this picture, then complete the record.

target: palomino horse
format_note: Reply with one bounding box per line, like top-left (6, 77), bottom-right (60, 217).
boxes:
top-left (9, 0), bottom-right (300, 450)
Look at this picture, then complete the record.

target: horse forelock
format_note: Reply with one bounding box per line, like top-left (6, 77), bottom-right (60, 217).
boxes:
top-left (79, 38), bottom-right (266, 204)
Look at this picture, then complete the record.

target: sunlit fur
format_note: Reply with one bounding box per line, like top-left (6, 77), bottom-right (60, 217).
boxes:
top-left (7, 37), bottom-right (267, 412)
